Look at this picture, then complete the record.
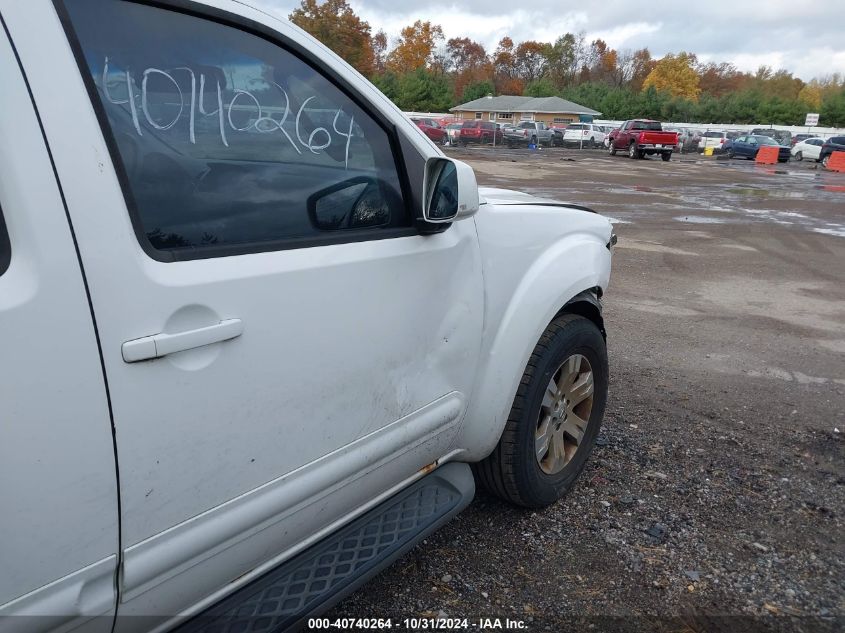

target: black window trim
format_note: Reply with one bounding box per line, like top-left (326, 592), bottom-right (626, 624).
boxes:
top-left (0, 202), bottom-right (9, 276)
top-left (54, 0), bottom-right (419, 263)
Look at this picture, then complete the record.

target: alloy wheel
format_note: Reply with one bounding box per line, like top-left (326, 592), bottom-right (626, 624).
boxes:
top-left (535, 354), bottom-right (594, 475)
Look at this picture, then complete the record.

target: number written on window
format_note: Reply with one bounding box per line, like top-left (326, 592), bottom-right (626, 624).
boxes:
top-left (63, 0), bottom-right (409, 257)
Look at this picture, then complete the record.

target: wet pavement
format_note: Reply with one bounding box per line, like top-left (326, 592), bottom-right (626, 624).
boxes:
top-left (330, 147), bottom-right (845, 632)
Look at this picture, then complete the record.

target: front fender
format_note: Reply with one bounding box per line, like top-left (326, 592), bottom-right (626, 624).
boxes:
top-left (455, 203), bottom-right (612, 461)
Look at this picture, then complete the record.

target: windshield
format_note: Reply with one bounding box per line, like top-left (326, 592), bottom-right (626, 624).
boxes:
top-left (703, 131), bottom-right (724, 138)
top-left (753, 136), bottom-right (779, 145)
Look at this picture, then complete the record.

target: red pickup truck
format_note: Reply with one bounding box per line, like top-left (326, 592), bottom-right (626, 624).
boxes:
top-left (608, 120), bottom-right (678, 161)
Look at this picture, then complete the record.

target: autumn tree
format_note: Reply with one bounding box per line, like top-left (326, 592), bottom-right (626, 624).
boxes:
top-left (585, 39), bottom-right (620, 86)
top-left (492, 37), bottom-right (523, 94)
top-left (697, 62), bottom-right (748, 97)
top-left (515, 41), bottom-right (550, 84)
top-left (758, 69), bottom-right (804, 101)
top-left (289, 0), bottom-right (375, 75)
top-left (798, 80), bottom-right (822, 110)
top-left (544, 33), bottom-right (585, 89)
top-left (628, 48), bottom-right (655, 91)
top-left (372, 30), bottom-right (388, 73)
top-left (642, 52), bottom-right (701, 101)
top-left (386, 20), bottom-right (444, 74)
top-left (446, 37), bottom-right (491, 99)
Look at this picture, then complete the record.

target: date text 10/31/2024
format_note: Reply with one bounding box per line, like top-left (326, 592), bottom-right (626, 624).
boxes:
top-left (307, 618), bottom-right (528, 630)
top-left (100, 58), bottom-right (357, 167)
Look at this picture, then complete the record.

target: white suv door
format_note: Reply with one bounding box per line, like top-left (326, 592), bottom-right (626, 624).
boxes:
top-left (14, 0), bottom-right (483, 622)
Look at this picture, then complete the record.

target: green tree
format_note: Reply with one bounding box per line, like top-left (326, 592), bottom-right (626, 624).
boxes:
top-left (523, 78), bottom-right (556, 97)
top-left (394, 68), bottom-right (453, 111)
top-left (462, 80), bottom-right (495, 102)
top-left (820, 88), bottom-right (845, 127)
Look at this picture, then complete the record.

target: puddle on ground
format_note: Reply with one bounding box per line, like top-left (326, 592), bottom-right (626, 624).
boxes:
top-left (813, 227), bottom-right (845, 238)
top-left (727, 188), bottom-right (806, 199)
top-left (674, 216), bottom-right (727, 224)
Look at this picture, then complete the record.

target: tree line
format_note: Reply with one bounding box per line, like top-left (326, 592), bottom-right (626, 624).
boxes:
top-left (289, 0), bottom-right (845, 126)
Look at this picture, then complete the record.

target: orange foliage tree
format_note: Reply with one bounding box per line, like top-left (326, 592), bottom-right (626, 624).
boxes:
top-left (289, 0), bottom-right (375, 76)
top-left (447, 37), bottom-right (492, 99)
top-left (385, 20), bottom-right (444, 74)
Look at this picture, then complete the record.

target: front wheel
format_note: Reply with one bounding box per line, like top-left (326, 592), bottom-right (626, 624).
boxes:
top-left (473, 314), bottom-right (608, 508)
top-left (726, 149), bottom-right (734, 159)
top-left (608, 143), bottom-right (617, 156)
top-left (794, 151), bottom-right (803, 161)
top-left (822, 155), bottom-right (830, 167)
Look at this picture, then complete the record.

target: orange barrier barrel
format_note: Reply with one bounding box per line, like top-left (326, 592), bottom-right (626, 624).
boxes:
top-left (755, 146), bottom-right (779, 165)
top-left (826, 151), bottom-right (845, 173)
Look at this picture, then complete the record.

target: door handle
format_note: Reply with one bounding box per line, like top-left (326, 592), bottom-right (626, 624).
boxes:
top-left (122, 319), bottom-right (243, 363)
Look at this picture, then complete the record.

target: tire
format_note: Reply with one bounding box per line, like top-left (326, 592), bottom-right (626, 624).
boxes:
top-left (727, 149), bottom-right (734, 159)
top-left (473, 314), bottom-right (608, 508)
top-left (795, 151), bottom-right (803, 161)
top-left (661, 152), bottom-right (672, 162)
top-left (822, 155), bottom-right (830, 167)
top-left (608, 143), bottom-right (617, 156)
top-left (778, 158), bottom-right (788, 163)
top-left (628, 142), bottom-right (638, 159)
top-left (531, 135), bottom-right (537, 146)
top-left (589, 137), bottom-right (595, 148)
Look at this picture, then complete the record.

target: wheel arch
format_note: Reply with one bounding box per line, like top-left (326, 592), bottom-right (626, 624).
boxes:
top-left (454, 236), bottom-right (611, 463)
top-left (556, 288), bottom-right (605, 340)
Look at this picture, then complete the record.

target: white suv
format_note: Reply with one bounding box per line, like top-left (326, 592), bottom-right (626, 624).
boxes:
top-left (0, 1), bottom-right (613, 630)
top-left (563, 123), bottom-right (607, 147)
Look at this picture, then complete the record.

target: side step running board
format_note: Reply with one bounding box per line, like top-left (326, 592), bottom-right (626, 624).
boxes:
top-left (175, 462), bottom-right (475, 633)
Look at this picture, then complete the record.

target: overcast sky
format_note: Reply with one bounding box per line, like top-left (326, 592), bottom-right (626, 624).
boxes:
top-left (253, 0), bottom-right (844, 81)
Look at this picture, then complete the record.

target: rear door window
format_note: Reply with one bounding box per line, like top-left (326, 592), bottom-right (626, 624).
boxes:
top-left (61, 0), bottom-right (410, 260)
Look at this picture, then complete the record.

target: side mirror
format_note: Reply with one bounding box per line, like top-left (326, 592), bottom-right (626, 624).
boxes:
top-left (423, 158), bottom-right (479, 223)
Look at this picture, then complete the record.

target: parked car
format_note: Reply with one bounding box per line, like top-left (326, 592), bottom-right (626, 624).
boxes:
top-left (411, 117), bottom-right (447, 145)
top-left (603, 127), bottom-right (621, 148)
top-left (699, 130), bottom-right (732, 154)
top-left (608, 119), bottom-right (678, 160)
top-left (504, 121), bottom-right (555, 147)
top-left (728, 135), bottom-right (791, 162)
top-left (791, 133), bottom-right (815, 147)
top-left (1, 0), bottom-right (614, 629)
top-left (791, 137), bottom-right (824, 162)
top-left (459, 119), bottom-right (503, 145)
top-left (445, 122), bottom-right (463, 145)
top-left (751, 128), bottom-right (792, 146)
top-left (563, 123), bottom-right (606, 147)
top-left (820, 136), bottom-right (845, 167)
top-left (663, 126), bottom-right (701, 154)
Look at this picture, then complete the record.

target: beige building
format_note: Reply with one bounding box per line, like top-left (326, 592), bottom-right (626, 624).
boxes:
top-left (450, 95), bottom-right (601, 126)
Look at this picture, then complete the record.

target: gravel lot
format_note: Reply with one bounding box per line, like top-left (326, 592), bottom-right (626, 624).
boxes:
top-left (329, 148), bottom-right (845, 632)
